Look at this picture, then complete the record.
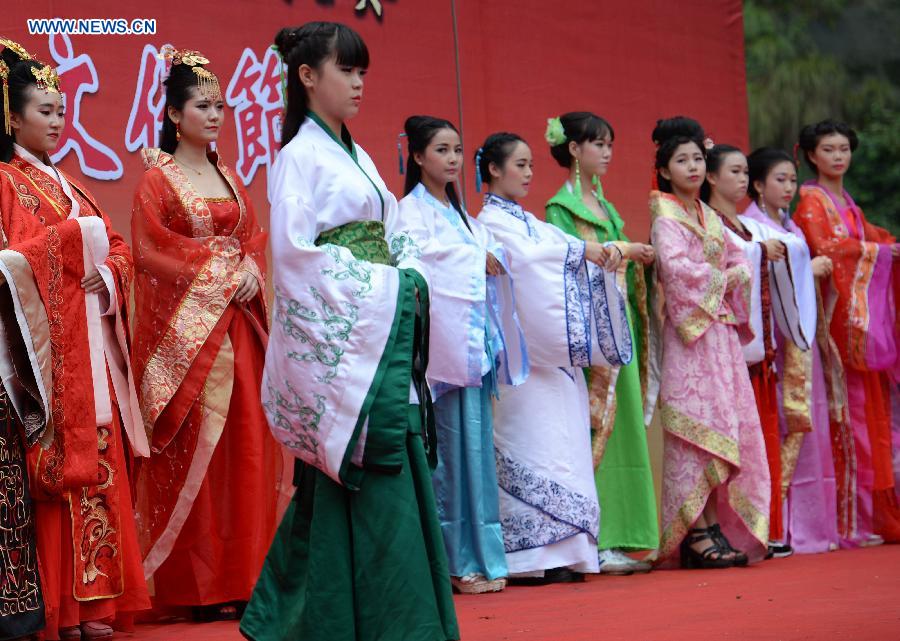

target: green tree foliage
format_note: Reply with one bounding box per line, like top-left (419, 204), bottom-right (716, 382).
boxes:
top-left (745, 0), bottom-right (900, 234)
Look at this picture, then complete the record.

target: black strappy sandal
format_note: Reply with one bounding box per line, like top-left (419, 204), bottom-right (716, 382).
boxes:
top-left (680, 527), bottom-right (734, 569)
top-left (709, 523), bottom-right (748, 566)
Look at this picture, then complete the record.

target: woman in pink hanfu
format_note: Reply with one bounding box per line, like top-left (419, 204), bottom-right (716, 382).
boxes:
top-left (648, 117), bottom-right (770, 568)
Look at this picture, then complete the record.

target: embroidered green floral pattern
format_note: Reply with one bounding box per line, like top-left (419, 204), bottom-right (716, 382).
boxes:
top-left (264, 380), bottom-right (325, 459)
top-left (320, 244), bottom-right (374, 297)
top-left (276, 288), bottom-right (359, 384)
top-left (388, 231), bottom-right (423, 263)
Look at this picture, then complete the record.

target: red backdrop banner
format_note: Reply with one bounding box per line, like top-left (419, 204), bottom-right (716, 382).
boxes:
top-left (4, 0), bottom-right (748, 242)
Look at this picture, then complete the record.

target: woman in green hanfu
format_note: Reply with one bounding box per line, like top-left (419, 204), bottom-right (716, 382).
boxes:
top-left (239, 22), bottom-right (458, 641)
top-left (544, 112), bottom-right (659, 574)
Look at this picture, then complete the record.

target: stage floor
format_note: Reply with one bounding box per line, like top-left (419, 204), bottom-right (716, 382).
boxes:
top-left (127, 544), bottom-right (900, 641)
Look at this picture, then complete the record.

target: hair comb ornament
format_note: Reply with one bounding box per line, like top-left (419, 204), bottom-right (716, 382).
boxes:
top-left (545, 117), bottom-right (566, 146)
top-left (159, 46), bottom-right (221, 100)
top-left (703, 137), bottom-right (715, 150)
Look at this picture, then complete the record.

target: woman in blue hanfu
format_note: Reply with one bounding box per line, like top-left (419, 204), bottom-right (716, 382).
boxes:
top-left (389, 115), bottom-right (528, 594)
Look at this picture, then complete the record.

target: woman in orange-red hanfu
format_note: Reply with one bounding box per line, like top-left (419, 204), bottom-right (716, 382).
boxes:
top-left (131, 48), bottom-right (280, 620)
top-left (0, 38), bottom-right (151, 641)
top-left (793, 119), bottom-right (900, 546)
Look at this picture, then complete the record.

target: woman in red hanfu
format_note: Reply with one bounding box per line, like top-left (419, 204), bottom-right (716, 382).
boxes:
top-left (130, 48), bottom-right (281, 621)
top-left (0, 39), bottom-right (151, 640)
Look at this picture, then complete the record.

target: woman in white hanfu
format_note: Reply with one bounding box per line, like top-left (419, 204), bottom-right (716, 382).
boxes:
top-left (705, 144), bottom-right (817, 559)
top-left (474, 132), bottom-right (633, 583)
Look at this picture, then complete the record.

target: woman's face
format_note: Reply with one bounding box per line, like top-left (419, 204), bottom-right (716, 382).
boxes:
top-left (661, 141), bottom-right (706, 195)
top-left (808, 133), bottom-right (851, 179)
top-left (10, 85), bottom-right (64, 157)
top-left (169, 85), bottom-right (224, 147)
top-left (303, 56), bottom-right (366, 122)
top-left (573, 133), bottom-right (613, 179)
top-left (758, 160), bottom-right (798, 211)
top-left (490, 141), bottom-right (533, 200)
top-left (708, 151), bottom-right (748, 205)
top-left (416, 127), bottom-right (462, 188)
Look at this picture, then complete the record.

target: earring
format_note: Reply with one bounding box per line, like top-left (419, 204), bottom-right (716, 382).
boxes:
top-left (176, 122), bottom-right (181, 142)
top-left (574, 158), bottom-right (583, 200)
top-left (758, 198), bottom-right (767, 214)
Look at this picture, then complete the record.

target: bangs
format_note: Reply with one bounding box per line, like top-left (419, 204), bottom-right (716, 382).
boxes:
top-left (332, 25), bottom-right (370, 69)
top-left (583, 115), bottom-right (614, 143)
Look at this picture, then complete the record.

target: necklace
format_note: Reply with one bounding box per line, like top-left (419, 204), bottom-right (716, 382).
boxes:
top-left (174, 156), bottom-right (207, 176)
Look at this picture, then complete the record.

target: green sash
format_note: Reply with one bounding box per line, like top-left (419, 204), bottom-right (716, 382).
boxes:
top-left (315, 220), bottom-right (391, 264)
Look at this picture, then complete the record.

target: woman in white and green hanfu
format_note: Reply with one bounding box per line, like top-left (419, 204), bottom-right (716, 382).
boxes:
top-left (240, 23), bottom-right (458, 641)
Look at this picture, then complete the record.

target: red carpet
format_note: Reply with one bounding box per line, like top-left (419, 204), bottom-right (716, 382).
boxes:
top-left (127, 545), bottom-right (900, 641)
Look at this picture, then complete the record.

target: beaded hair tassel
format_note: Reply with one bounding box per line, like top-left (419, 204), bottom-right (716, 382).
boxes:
top-left (0, 61), bottom-right (9, 135)
top-left (0, 38), bottom-right (36, 135)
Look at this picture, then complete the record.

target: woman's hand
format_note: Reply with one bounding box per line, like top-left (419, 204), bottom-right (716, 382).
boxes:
top-left (486, 252), bottom-right (506, 276)
top-left (586, 242), bottom-right (622, 271)
top-left (811, 255), bottom-right (833, 279)
top-left (234, 271), bottom-right (260, 304)
top-left (627, 242), bottom-right (656, 265)
top-left (585, 242), bottom-right (610, 268)
top-left (81, 269), bottom-right (107, 293)
top-left (763, 239), bottom-right (786, 262)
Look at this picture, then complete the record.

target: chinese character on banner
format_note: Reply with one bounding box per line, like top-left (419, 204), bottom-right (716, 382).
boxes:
top-left (47, 34), bottom-right (124, 180)
top-left (225, 47), bottom-right (284, 186)
top-left (355, 0), bottom-right (384, 16)
top-left (125, 43), bottom-right (171, 153)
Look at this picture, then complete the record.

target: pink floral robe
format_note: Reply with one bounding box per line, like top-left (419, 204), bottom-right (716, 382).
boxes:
top-left (649, 191), bottom-right (771, 562)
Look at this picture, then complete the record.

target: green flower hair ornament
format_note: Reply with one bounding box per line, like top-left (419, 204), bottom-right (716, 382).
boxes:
top-left (545, 117), bottom-right (566, 146)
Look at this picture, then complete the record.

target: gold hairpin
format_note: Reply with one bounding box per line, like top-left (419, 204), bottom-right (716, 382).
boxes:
top-left (31, 64), bottom-right (61, 94)
top-left (0, 38), bottom-right (32, 61)
top-left (158, 46), bottom-right (210, 68)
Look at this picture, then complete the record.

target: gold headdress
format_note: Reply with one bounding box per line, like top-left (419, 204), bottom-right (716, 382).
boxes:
top-left (1, 38), bottom-right (36, 135)
top-left (31, 64), bottom-right (61, 94)
top-left (0, 38), bottom-right (32, 62)
top-left (159, 46), bottom-right (221, 100)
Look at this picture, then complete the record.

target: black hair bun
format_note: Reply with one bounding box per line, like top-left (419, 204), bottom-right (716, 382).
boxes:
top-left (0, 47), bottom-right (25, 69)
top-left (403, 115), bottom-right (431, 138)
top-left (652, 116), bottom-right (705, 147)
top-left (273, 27), bottom-right (300, 57)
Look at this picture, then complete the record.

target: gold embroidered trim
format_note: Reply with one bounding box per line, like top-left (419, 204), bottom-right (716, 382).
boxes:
top-left (728, 484), bottom-right (770, 545)
top-left (661, 402), bottom-right (740, 465)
